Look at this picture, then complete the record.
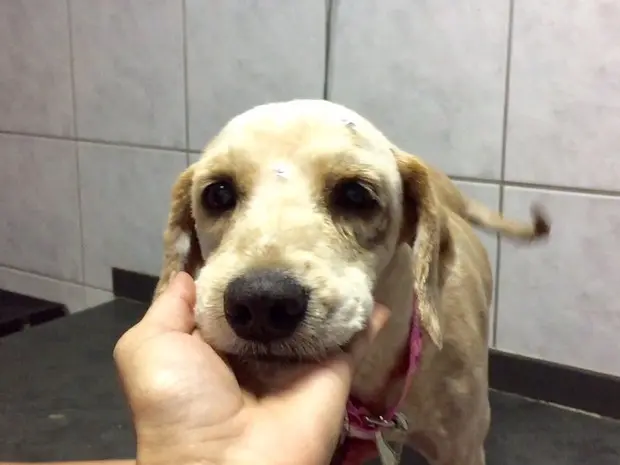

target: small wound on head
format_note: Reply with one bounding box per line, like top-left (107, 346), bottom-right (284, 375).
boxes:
top-left (341, 117), bottom-right (356, 129)
top-left (272, 164), bottom-right (290, 180)
top-left (341, 118), bottom-right (357, 138)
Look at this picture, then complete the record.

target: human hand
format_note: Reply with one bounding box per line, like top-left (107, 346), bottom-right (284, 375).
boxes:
top-left (113, 272), bottom-right (389, 465)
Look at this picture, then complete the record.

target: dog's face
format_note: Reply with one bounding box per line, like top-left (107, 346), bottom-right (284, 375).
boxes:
top-left (158, 100), bottom-right (444, 364)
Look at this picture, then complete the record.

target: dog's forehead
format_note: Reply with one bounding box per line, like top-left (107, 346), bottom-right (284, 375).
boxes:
top-left (227, 99), bottom-right (372, 131)
top-left (211, 99), bottom-right (400, 182)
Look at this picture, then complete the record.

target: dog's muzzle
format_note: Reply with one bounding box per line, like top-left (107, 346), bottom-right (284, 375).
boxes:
top-left (223, 268), bottom-right (309, 343)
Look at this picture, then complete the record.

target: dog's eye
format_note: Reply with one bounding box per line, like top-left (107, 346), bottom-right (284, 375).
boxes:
top-left (331, 180), bottom-right (378, 212)
top-left (202, 179), bottom-right (237, 212)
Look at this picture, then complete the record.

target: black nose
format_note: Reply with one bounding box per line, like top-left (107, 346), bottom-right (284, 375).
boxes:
top-left (223, 269), bottom-right (309, 343)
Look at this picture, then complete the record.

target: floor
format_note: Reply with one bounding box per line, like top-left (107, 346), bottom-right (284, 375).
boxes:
top-left (0, 298), bottom-right (619, 464)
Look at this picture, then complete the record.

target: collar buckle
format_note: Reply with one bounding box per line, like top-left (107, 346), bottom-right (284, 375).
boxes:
top-left (363, 412), bottom-right (409, 432)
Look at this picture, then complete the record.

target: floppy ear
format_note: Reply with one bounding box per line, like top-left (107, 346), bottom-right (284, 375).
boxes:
top-left (153, 165), bottom-right (204, 301)
top-left (395, 150), bottom-right (446, 349)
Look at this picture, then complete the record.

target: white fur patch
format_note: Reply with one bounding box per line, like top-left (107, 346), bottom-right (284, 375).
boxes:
top-left (175, 232), bottom-right (191, 264)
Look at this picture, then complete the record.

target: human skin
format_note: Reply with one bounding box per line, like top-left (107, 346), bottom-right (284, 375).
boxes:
top-left (4, 272), bottom-right (389, 465)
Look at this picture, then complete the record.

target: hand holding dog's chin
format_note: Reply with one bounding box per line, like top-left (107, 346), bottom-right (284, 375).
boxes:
top-left (114, 272), bottom-right (389, 465)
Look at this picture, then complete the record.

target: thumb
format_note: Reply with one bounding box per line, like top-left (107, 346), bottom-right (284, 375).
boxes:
top-left (114, 272), bottom-right (197, 363)
top-left (140, 271), bottom-right (197, 334)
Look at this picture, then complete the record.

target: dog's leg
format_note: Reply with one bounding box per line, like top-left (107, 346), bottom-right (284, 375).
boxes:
top-left (410, 395), bottom-right (490, 465)
top-left (474, 448), bottom-right (486, 465)
top-left (420, 443), bottom-right (486, 465)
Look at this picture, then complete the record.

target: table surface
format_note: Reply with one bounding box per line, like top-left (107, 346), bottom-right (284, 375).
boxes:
top-left (1, 299), bottom-right (619, 465)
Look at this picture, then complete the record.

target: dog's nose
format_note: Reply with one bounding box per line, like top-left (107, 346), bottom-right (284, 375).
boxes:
top-left (223, 269), bottom-right (309, 342)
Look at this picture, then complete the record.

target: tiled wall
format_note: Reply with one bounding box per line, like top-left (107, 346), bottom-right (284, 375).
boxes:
top-left (0, 1), bottom-right (618, 378)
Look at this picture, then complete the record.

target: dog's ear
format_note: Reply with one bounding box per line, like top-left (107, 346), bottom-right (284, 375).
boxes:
top-left (395, 150), bottom-right (446, 349)
top-left (153, 165), bottom-right (203, 301)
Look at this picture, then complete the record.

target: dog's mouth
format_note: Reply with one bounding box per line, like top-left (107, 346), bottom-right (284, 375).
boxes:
top-left (225, 340), bottom-right (352, 366)
top-left (232, 352), bottom-right (319, 365)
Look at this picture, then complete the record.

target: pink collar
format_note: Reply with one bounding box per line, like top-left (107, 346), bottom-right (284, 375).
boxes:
top-left (335, 298), bottom-right (422, 463)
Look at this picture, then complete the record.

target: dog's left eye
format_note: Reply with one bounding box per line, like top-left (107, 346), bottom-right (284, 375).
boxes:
top-left (331, 180), bottom-right (378, 212)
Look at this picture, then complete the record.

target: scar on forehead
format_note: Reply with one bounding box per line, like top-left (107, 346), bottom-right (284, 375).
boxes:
top-left (271, 163), bottom-right (292, 180)
top-left (341, 118), bottom-right (356, 131)
top-left (340, 117), bottom-right (372, 151)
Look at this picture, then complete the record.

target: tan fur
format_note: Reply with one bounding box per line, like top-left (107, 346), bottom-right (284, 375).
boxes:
top-left (154, 99), bottom-right (551, 465)
top-left (421, 161), bottom-right (550, 242)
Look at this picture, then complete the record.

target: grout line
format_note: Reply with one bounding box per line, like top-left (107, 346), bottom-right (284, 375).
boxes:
top-left (65, 0), bottom-right (87, 285)
top-left (322, 0), bottom-right (334, 100)
top-left (501, 180), bottom-right (620, 197)
top-left (449, 174), bottom-right (620, 198)
top-left (449, 175), bottom-right (502, 185)
top-left (2, 121), bottom-right (619, 197)
top-left (2, 119), bottom-right (619, 197)
top-left (66, 0), bottom-right (78, 141)
top-left (0, 140), bottom-right (617, 197)
top-left (182, 0), bottom-right (190, 165)
top-left (492, 0), bottom-right (516, 347)
top-left (0, 129), bottom-right (187, 154)
top-left (0, 264), bottom-right (111, 293)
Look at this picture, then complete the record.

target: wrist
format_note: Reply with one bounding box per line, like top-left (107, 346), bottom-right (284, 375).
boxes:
top-left (137, 445), bottom-right (217, 465)
top-left (135, 427), bottom-right (228, 465)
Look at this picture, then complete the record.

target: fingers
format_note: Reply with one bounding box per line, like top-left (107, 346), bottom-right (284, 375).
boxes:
top-left (309, 302), bottom-right (390, 398)
top-left (347, 303), bottom-right (391, 365)
top-left (259, 303), bottom-right (391, 451)
top-left (140, 272), bottom-right (197, 334)
top-left (320, 303), bottom-right (391, 383)
top-left (266, 303), bottom-right (391, 407)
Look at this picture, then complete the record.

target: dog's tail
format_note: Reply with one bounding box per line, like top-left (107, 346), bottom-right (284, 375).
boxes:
top-left (464, 200), bottom-right (550, 242)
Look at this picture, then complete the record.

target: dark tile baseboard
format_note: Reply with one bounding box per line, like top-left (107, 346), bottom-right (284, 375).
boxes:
top-left (111, 267), bottom-right (620, 420)
top-left (112, 268), bottom-right (159, 303)
top-left (489, 349), bottom-right (620, 420)
top-left (0, 289), bottom-right (67, 337)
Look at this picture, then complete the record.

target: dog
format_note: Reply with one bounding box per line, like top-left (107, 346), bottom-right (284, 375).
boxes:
top-left (153, 99), bottom-right (550, 465)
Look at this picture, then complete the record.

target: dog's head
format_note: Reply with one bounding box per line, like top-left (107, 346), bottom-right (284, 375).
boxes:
top-left (155, 100), bottom-right (445, 364)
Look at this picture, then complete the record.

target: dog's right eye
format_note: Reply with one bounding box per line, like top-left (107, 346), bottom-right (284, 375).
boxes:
top-left (330, 179), bottom-right (379, 214)
top-left (202, 179), bottom-right (237, 213)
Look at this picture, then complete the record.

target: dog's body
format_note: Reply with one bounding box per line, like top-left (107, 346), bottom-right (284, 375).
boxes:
top-left (154, 99), bottom-right (549, 465)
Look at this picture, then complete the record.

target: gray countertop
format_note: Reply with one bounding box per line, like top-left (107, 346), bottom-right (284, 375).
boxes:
top-left (0, 299), bottom-right (144, 461)
top-left (1, 299), bottom-right (619, 465)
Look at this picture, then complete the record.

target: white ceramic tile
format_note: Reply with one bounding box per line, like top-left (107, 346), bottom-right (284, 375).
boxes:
top-left (454, 181), bottom-right (500, 344)
top-left (329, 0), bottom-right (509, 179)
top-left (0, 135), bottom-right (82, 281)
top-left (189, 152), bottom-right (201, 165)
top-left (70, 0), bottom-right (185, 147)
top-left (505, 1), bottom-right (620, 190)
top-left (497, 187), bottom-right (620, 377)
top-left (0, 0), bottom-right (73, 136)
top-left (186, 0), bottom-right (325, 150)
top-left (0, 266), bottom-right (112, 314)
top-left (79, 144), bottom-right (187, 289)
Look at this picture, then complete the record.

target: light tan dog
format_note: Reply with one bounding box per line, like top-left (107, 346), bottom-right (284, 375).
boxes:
top-left (154, 99), bottom-right (550, 465)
